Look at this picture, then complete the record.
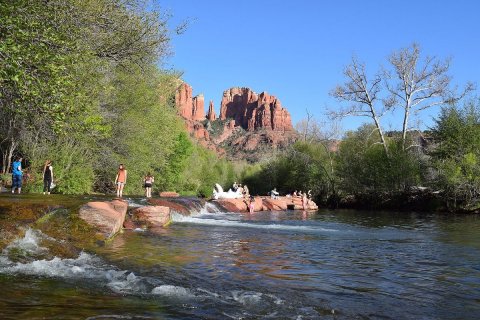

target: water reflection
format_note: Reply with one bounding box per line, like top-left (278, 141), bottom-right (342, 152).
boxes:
top-left (1, 195), bottom-right (480, 319)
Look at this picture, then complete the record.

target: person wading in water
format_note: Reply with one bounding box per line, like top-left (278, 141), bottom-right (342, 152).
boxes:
top-left (114, 164), bottom-right (127, 198)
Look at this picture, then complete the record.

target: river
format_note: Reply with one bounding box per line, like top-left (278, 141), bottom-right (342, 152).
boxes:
top-left (0, 195), bottom-right (479, 319)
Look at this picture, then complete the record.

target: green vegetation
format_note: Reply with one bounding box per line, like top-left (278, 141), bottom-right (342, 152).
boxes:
top-left (429, 99), bottom-right (480, 211)
top-left (242, 141), bottom-right (335, 200)
top-left (239, 42), bottom-right (476, 213)
top-left (241, 99), bottom-right (480, 212)
top-left (0, 0), bottom-right (234, 196)
top-left (335, 125), bottom-right (423, 194)
top-left (1, 3), bottom-right (477, 213)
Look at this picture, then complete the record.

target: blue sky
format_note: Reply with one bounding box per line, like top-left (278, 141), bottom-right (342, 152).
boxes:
top-left (158, 0), bottom-right (479, 132)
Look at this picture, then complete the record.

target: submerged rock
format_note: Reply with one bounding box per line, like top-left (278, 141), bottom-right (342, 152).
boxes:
top-left (132, 206), bottom-right (170, 228)
top-left (79, 200), bottom-right (128, 239)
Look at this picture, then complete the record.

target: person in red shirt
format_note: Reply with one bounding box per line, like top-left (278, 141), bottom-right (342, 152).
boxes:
top-left (114, 164), bottom-right (127, 198)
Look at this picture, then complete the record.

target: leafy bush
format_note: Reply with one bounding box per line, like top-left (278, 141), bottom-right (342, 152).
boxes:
top-left (430, 99), bottom-right (480, 210)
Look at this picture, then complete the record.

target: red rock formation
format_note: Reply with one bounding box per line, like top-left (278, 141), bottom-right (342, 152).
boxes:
top-left (215, 199), bottom-right (248, 212)
top-left (79, 200), bottom-right (128, 239)
top-left (193, 123), bottom-right (210, 140)
top-left (262, 198), bottom-right (288, 211)
top-left (192, 94), bottom-right (205, 121)
top-left (175, 83), bottom-right (298, 162)
top-left (132, 206), bottom-right (171, 228)
top-left (219, 87), bottom-right (293, 132)
top-left (175, 82), bottom-right (206, 121)
top-left (207, 100), bottom-right (216, 121)
top-left (175, 83), bottom-right (193, 119)
top-left (288, 197), bottom-right (319, 211)
top-left (148, 198), bottom-right (190, 215)
top-left (214, 120), bottom-right (237, 145)
top-left (214, 196), bottom-right (318, 212)
top-left (159, 191), bottom-right (180, 198)
top-left (220, 87), bottom-right (258, 128)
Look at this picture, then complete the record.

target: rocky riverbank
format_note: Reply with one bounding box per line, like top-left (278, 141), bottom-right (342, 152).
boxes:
top-left (0, 194), bottom-right (319, 248)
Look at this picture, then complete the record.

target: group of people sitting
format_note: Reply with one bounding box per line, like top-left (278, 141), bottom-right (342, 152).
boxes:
top-left (232, 181), bottom-right (250, 198)
top-left (266, 187), bottom-right (313, 211)
top-left (290, 190), bottom-right (312, 199)
top-left (270, 188), bottom-right (312, 200)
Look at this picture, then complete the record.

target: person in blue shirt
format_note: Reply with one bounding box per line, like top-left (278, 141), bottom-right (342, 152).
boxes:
top-left (11, 156), bottom-right (23, 194)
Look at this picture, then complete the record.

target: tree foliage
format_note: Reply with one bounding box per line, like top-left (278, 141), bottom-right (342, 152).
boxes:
top-left (336, 124), bottom-right (423, 194)
top-left (0, 0), bottom-right (231, 196)
top-left (242, 141), bottom-right (335, 203)
top-left (430, 98), bottom-right (480, 210)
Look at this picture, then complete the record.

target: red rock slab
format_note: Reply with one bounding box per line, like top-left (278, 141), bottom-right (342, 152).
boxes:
top-left (215, 198), bottom-right (249, 212)
top-left (79, 200), bottom-right (128, 238)
top-left (123, 218), bottom-right (139, 230)
top-left (262, 198), bottom-right (288, 211)
top-left (148, 198), bottom-right (189, 215)
top-left (159, 191), bottom-right (180, 198)
top-left (132, 206), bottom-right (170, 228)
top-left (306, 200), bottom-right (319, 211)
top-left (251, 197), bottom-right (264, 212)
top-left (285, 196), bottom-right (318, 211)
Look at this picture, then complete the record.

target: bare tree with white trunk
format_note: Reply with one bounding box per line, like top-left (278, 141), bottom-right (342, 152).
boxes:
top-left (331, 43), bottom-right (474, 156)
top-left (330, 57), bottom-right (389, 156)
top-left (384, 43), bottom-right (474, 150)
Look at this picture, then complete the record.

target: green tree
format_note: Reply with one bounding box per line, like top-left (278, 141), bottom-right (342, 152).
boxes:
top-left (241, 141), bottom-right (335, 203)
top-left (430, 99), bottom-right (480, 210)
top-left (336, 124), bottom-right (423, 195)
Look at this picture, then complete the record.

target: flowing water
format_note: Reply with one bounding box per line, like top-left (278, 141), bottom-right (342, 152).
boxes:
top-left (0, 195), bottom-right (480, 319)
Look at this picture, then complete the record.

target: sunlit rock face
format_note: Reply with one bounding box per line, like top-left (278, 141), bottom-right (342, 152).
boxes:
top-left (207, 100), bottom-right (216, 121)
top-left (219, 87), bottom-right (294, 132)
top-left (175, 82), bottom-right (298, 162)
top-left (79, 200), bottom-right (128, 238)
top-left (132, 206), bottom-right (170, 228)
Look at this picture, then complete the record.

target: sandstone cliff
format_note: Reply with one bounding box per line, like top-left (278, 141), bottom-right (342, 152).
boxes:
top-left (219, 87), bottom-right (294, 132)
top-left (175, 82), bottom-right (298, 162)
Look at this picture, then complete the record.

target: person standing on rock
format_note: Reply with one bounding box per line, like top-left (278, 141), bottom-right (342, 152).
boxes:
top-left (302, 191), bottom-right (308, 211)
top-left (242, 184), bottom-right (250, 198)
top-left (43, 160), bottom-right (54, 195)
top-left (270, 187), bottom-right (279, 199)
top-left (11, 156), bottom-right (23, 194)
top-left (248, 196), bottom-right (255, 214)
top-left (143, 172), bottom-right (154, 198)
top-left (115, 164), bottom-right (127, 198)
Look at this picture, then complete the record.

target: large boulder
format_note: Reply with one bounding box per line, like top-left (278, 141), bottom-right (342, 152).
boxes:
top-left (262, 198), bottom-right (288, 211)
top-left (148, 198), bottom-right (190, 215)
top-left (286, 196), bottom-right (319, 211)
top-left (250, 197), bottom-right (264, 212)
top-left (305, 199), bottom-right (319, 211)
top-left (215, 196), bottom-right (318, 212)
top-left (132, 206), bottom-right (170, 228)
top-left (79, 200), bottom-right (128, 238)
top-left (215, 198), bottom-right (248, 212)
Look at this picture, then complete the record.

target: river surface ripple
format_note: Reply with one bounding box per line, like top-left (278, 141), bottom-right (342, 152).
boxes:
top-left (1, 202), bottom-right (480, 319)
